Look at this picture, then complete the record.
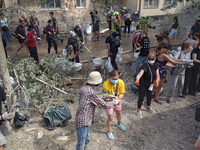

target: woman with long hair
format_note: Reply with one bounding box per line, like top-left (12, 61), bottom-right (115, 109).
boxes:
top-left (154, 48), bottom-right (191, 104)
top-left (168, 16), bottom-right (180, 45)
top-left (165, 43), bottom-right (193, 103)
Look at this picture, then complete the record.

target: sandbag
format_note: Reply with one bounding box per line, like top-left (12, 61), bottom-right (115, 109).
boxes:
top-left (116, 47), bottom-right (123, 63)
top-left (63, 49), bottom-right (67, 57)
top-left (70, 31), bottom-right (76, 37)
top-left (105, 57), bottom-right (113, 73)
top-left (86, 24), bottom-right (92, 35)
top-left (43, 105), bottom-right (72, 130)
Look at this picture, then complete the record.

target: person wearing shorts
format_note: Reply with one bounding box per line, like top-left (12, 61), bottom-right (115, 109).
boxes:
top-left (102, 70), bottom-right (126, 140)
top-left (15, 18), bottom-right (26, 56)
top-left (0, 86), bottom-right (15, 150)
top-left (168, 16), bottom-right (180, 45)
top-left (90, 11), bottom-right (102, 41)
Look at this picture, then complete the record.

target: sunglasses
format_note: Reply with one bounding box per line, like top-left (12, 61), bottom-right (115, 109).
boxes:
top-left (148, 58), bottom-right (154, 61)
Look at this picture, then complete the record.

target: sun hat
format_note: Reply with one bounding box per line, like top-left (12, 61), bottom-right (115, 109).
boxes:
top-left (87, 71), bottom-right (102, 85)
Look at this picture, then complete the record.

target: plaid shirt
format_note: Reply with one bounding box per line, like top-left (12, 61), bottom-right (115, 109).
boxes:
top-left (75, 85), bottom-right (114, 128)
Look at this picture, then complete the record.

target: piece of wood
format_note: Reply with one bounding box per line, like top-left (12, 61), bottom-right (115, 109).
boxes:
top-left (33, 77), bottom-right (68, 95)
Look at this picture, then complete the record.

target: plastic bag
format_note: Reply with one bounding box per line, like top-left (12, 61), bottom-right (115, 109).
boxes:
top-left (116, 47), bottom-right (123, 63)
top-left (132, 47), bottom-right (140, 61)
top-left (100, 28), bottom-right (109, 34)
top-left (130, 22), bottom-right (135, 33)
top-left (86, 24), bottom-right (92, 35)
top-left (93, 58), bottom-right (104, 67)
top-left (71, 63), bottom-right (82, 71)
top-left (105, 57), bottom-right (113, 73)
top-left (62, 49), bottom-right (67, 57)
top-left (70, 31), bottom-right (76, 37)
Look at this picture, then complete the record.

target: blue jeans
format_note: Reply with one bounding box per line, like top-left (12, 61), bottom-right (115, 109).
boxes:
top-left (76, 126), bottom-right (90, 150)
top-left (136, 56), bottom-right (147, 75)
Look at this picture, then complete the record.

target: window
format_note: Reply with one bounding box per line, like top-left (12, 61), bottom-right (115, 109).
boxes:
top-left (76, 0), bottom-right (86, 8)
top-left (144, 0), bottom-right (159, 8)
top-left (164, 0), bottom-right (173, 6)
top-left (41, 0), bottom-right (61, 9)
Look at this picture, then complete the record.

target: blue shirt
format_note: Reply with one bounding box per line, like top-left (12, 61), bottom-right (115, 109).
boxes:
top-left (74, 26), bottom-right (84, 36)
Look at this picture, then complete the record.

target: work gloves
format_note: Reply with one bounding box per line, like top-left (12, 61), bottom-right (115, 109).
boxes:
top-left (1, 111), bottom-right (15, 120)
top-left (135, 79), bottom-right (140, 86)
top-left (82, 42), bottom-right (85, 46)
top-left (183, 60), bottom-right (193, 66)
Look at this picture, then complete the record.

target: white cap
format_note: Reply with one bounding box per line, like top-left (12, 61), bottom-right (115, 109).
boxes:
top-left (87, 71), bottom-right (102, 85)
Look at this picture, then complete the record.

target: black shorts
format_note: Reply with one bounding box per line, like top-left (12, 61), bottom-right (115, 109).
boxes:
top-left (18, 38), bottom-right (25, 44)
top-left (78, 35), bottom-right (83, 42)
top-left (93, 25), bottom-right (99, 32)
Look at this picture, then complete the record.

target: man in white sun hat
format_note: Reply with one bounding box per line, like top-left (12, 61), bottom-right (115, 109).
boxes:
top-left (75, 71), bottom-right (120, 150)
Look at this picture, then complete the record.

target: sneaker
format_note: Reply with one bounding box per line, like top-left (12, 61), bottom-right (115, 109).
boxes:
top-left (165, 98), bottom-right (170, 103)
top-left (116, 124), bottom-right (126, 131)
top-left (137, 111), bottom-right (143, 118)
top-left (37, 37), bottom-right (41, 40)
top-left (61, 39), bottom-right (64, 44)
top-left (15, 51), bottom-right (19, 56)
top-left (92, 37), bottom-right (96, 41)
top-left (147, 107), bottom-right (156, 114)
top-left (97, 37), bottom-right (100, 41)
top-left (107, 132), bottom-right (115, 140)
top-left (154, 99), bottom-right (162, 105)
top-left (177, 95), bottom-right (186, 98)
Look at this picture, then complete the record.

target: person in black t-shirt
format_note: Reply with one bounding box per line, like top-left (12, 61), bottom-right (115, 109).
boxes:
top-left (65, 36), bottom-right (80, 63)
top-left (135, 52), bottom-right (160, 118)
top-left (188, 44), bottom-right (200, 96)
top-left (105, 28), bottom-right (122, 70)
top-left (50, 11), bottom-right (63, 44)
top-left (135, 30), bottom-right (150, 76)
top-left (0, 86), bottom-right (15, 150)
top-left (15, 18), bottom-right (26, 56)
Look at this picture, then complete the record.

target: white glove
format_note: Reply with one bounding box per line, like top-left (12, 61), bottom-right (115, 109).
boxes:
top-left (113, 99), bottom-right (120, 105)
top-left (1, 112), bottom-right (15, 120)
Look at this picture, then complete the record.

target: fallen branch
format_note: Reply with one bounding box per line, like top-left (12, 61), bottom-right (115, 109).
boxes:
top-left (33, 77), bottom-right (68, 95)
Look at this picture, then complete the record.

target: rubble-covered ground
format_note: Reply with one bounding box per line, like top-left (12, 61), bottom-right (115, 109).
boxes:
top-left (4, 25), bottom-right (200, 150)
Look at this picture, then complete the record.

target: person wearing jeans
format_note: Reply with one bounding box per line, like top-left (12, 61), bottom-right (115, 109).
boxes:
top-left (75, 71), bottom-right (120, 150)
top-left (43, 19), bottom-right (58, 56)
top-left (135, 31), bottom-right (150, 76)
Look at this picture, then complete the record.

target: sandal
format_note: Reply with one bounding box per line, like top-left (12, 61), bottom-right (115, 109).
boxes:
top-left (154, 99), bottom-right (162, 105)
top-left (116, 124), bottom-right (126, 131)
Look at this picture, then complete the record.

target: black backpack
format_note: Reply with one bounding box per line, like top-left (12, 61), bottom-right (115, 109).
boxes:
top-left (111, 35), bottom-right (120, 48)
top-left (68, 37), bottom-right (77, 45)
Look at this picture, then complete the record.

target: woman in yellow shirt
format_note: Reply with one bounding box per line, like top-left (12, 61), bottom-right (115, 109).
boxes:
top-left (102, 70), bottom-right (126, 140)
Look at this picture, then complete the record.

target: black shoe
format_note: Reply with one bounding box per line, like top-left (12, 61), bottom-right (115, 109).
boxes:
top-left (177, 95), bottom-right (186, 99)
top-left (165, 98), bottom-right (170, 103)
top-left (164, 79), bottom-right (167, 83)
top-left (154, 99), bottom-right (162, 105)
top-left (61, 39), bottom-right (64, 44)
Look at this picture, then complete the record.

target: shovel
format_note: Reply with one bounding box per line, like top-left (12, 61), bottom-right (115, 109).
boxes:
top-left (125, 61), bottom-right (132, 69)
top-left (79, 41), bottom-right (95, 59)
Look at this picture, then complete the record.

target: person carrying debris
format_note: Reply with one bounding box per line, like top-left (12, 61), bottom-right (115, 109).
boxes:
top-left (75, 71), bottom-right (120, 150)
top-left (0, 86), bottom-right (15, 150)
top-left (102, 70), bottom-right (126, 139)
top-left (29, 11), bottom-right (41, 38)
top-left (74, 24), bottom-right (85, 54)
top-left (65, 36), bottom-right (80, 63)
top-left (49, 11), bottom-right (64, 44)
top-left (137, 14), bottom-right (155, 32)
top-left (111, 13), bottom-right (121, 32)
top-left (43, 19), bottom-right (59, 56)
